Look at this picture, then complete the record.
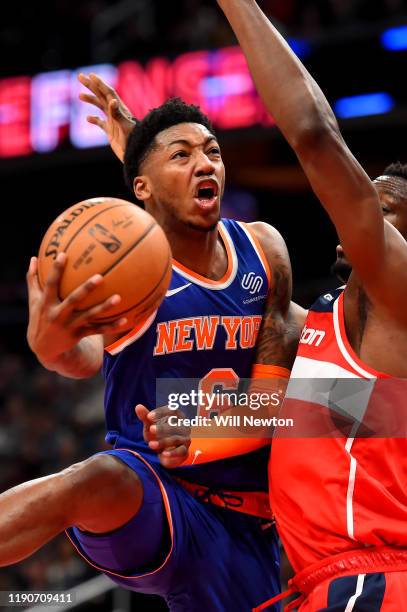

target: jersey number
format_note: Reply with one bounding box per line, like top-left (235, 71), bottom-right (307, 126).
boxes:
top-left (197, 368), bottom-right (239, 417)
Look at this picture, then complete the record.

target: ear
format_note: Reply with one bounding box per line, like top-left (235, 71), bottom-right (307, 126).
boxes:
top-left (134, 176), bottom-right (152, 202)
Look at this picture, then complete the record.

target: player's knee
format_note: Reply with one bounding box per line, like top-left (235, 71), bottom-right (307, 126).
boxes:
top-left (62, 454), bottom-right (143, 533)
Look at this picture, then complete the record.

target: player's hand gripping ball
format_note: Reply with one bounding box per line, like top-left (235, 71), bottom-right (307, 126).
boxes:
top-left (38, 198), bottom-right (172, 324)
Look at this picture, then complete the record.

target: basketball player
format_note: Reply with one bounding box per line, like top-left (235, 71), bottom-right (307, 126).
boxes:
top-left (213, 0), bottom-right (407, 610)
top-left (0, 91), bottom-right (300, 610)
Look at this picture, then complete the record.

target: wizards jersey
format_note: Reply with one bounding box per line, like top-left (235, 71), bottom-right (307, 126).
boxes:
top-left (103, 219), bottom-right (271, 492)
top-left (270, 288), bottom-right (407, 573)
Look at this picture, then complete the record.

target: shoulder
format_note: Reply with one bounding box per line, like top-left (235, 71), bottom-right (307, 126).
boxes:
top-left (246, 221), bottom-right (291, 281)
top-left (246, 221), bottom-right (290, 267)
top-left (244, 221), bottom-right (292, 311)
top-left (246, 221), bottom-right (288, 250)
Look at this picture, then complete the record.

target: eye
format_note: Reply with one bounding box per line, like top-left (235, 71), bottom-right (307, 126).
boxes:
top-left (382, 205), bottom-right (390, 214)
top-left (208, 147), bottom-right (221, 156)
top-left (172, 150), bottom-right (189, 159)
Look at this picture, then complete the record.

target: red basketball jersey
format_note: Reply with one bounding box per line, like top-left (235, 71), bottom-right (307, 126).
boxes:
top-left (270, 288), bottom-right (407, 573)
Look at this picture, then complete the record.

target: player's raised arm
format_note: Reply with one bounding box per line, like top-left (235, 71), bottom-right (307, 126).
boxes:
top-left (78, 73), bottom-right (136, 162)
top-left (217, 0), bottom-right (407, 320)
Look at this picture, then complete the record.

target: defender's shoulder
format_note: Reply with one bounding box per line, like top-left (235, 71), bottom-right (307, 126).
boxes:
top-left (310, 287), bottom-right (344, 313)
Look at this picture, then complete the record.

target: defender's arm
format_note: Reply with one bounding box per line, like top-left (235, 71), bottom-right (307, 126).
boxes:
top-left (217, 0), bottom-right (407, 321)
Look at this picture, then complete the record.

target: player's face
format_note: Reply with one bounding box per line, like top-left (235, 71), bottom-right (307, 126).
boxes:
top-left (373, 175), bottom-right (407, 240)
top-left (332, 176), bottom-right (407, 283)
top-left (331, 176), bottom-right (407, 283)
top-left (138, 123), bottom-right (225, 232)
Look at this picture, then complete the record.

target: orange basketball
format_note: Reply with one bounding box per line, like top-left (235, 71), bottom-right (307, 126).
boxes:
top-left (38, 197), bottom-right (172, 324)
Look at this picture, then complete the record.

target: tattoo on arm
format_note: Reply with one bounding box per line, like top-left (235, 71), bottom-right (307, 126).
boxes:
top-left (255, 256), bottom-right (300, 369)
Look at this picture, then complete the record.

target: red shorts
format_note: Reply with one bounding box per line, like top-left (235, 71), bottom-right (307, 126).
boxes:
top-left (254, 547), bottom-right (407, 612)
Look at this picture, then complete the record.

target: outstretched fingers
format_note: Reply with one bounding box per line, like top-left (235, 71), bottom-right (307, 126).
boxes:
top-left (53, 275), bottom-right (130, 338)
top-left (56, 274), bottom-right (103, 319)
top-left (78, 73), bottom-right (114, 113)
top-left (77, 317), bottom-right (129, 338)
top-left (26, 256), bottom-right (42, 306)
top-left (149, 436), bottom-right (191, 453)
top-left (108, 98), bottom-right (123, 120)
top-left (135, 404), bottom-right (150, 424)
top-left (88, 72), bottom-right (115, 101)
top-left (86, 115), bottom-right (107, 131)
top-left (78, 92), bottom-right (105, 112)
top-left (147, 406), bottom-right (177, 423)
top-left (77, 293), bottom-right (121, 320)
top-left (135, 404), bottom-right (155, 444)
top-left (42, 253), bottom-right (67, 304)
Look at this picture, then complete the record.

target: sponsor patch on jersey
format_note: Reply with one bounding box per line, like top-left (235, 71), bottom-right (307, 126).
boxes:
top-left (241, 272), bottom-right (264, 295)
top-left (300, 325), bottom-right (326, 347)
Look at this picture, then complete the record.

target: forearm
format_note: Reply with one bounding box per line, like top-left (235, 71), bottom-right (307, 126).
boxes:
top-left (219, 0), bottom-right (382, 274)
top-left (38, 335), bottom-right (103, 379)
top-left (217, 0), bottom-right (338, 146)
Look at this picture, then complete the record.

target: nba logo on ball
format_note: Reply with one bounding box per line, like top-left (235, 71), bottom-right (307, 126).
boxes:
top-left (88, 223), bottom-right (122, 253)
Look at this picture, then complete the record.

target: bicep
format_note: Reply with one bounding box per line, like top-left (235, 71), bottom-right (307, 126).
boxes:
top-left (296, 128), bottom-right (385, 288)
top-left (249, 221), bottom-right (293, 314)
top-left (249, 223), bottom-right (299, 368)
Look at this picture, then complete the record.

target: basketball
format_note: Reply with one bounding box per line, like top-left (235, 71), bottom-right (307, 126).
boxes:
top-left (37, 197), bottom-right (172, 324)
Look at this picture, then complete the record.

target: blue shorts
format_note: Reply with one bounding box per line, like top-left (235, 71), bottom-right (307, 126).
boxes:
top-left (66, 449), bottom-right (280, 612)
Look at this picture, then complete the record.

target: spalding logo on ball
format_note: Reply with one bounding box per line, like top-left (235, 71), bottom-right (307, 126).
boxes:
top-left (38, 198), bottom-right (172, 324)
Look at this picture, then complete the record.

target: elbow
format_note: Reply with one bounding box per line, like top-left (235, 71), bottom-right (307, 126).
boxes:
top-left (291, 113), bottom-right (341, 158)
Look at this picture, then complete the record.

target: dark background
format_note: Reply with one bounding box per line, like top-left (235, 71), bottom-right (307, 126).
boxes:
top-left (1, 0), bottom-right (407, 610)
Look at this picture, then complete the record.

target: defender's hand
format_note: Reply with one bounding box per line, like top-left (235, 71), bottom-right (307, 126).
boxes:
top-left (78, 72), bottom-right (136, 162)
top-left (136, 405), bottom-right (191, 469)
top-left (26, 254), bottom-right (128, 365)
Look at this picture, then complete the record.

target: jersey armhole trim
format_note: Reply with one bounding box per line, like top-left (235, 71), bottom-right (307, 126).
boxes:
top-left (105, 310), bottom-right (158, 355)
top-left (334, 293), bottom-right (391, 379)
top-left (238, 222), bottom-right (272, 289)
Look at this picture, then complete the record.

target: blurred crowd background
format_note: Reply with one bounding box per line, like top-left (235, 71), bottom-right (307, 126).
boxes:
top-left (1, 0), bottom-right (407, 610)
top-left (0, 354), bottom-right (103, 592)
top-left (2, 0), bottom-right (406, 76)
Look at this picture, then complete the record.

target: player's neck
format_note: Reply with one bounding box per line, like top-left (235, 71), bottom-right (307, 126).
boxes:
top-left (168, 224), bottom-right (228, 281)
top-left (344, 271), bottom-right (360, 295)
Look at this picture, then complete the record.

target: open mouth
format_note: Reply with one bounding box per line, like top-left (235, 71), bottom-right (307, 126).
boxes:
top-left (198, 187), bottom-right (215, 199)
top-left (194, 181), bottom-right (219, 210)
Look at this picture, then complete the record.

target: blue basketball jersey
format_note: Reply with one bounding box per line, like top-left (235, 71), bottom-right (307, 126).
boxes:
top-left (103, 219), bottom-right (271, 492)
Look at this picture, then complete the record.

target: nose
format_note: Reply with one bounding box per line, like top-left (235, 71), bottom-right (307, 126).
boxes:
top-left (194, 151), bottom-right (216, 177)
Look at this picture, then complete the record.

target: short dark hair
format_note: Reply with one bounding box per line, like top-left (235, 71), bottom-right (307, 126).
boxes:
top-left (123, 98), bottom-right (216, 193)
top-left (382, 161), bottom-right (407, 182)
